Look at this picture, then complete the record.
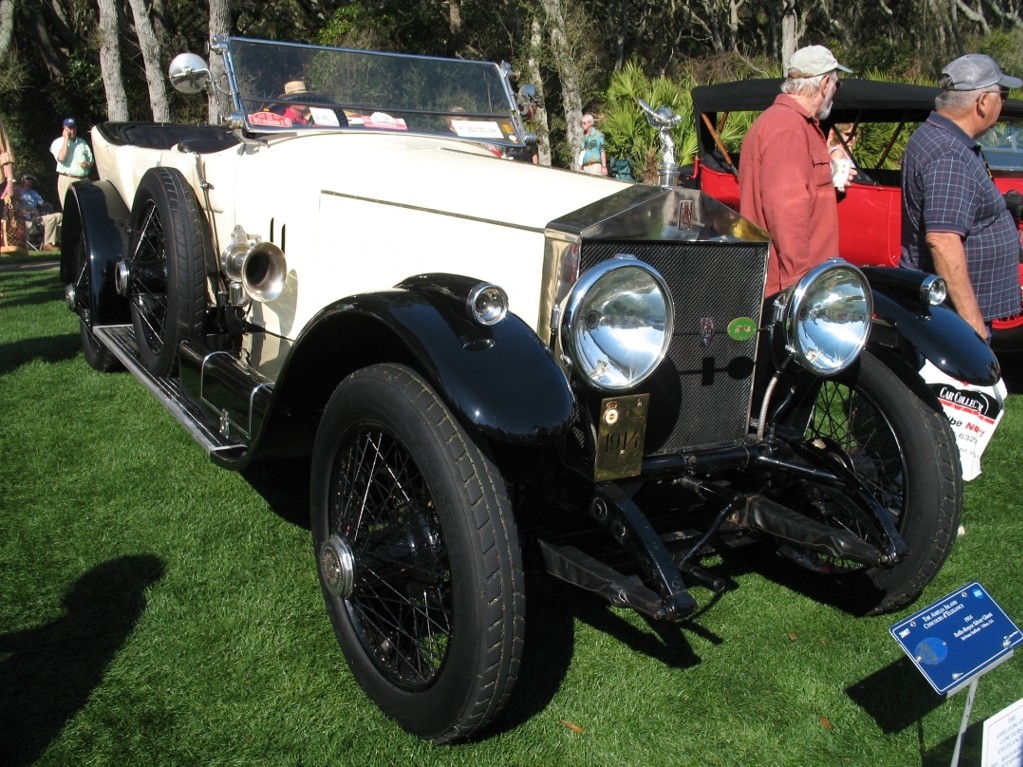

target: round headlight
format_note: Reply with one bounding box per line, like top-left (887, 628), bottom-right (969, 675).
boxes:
top-left (561, 256), bottom-right (674, 391)
top-left (786, 260), bottom-right (872, 375)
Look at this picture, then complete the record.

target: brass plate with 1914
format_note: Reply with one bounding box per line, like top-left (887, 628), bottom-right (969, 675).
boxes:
top-left (594, 393), bottom-right (649, 481)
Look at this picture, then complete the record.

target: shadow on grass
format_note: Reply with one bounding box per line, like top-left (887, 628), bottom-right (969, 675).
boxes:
top-left (0, 332), bottom-right (80, 376)
top-left (846, 657), bottom-right (987, 766)
top-left (241, 457), bottom-right (313, 530)
top-left (0, 270), bottom-right (64, 310)
top-left (493, 557), bottom-right (739, 736)
top-left (753, 546), bottom-right (899, 617)
top-left (846, 656), bottom-right (944, 733)
top-left (922, 719), bottom-right (984, 767)
top-left (0, 554), bottom-right (166, 767)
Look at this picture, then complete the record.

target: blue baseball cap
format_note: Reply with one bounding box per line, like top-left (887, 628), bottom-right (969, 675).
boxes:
top-left (63, 117), bottom-right (76, 128)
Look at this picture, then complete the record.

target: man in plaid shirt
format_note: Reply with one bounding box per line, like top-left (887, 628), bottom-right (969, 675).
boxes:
top-left (901, 53), bottom-right (1022, 342)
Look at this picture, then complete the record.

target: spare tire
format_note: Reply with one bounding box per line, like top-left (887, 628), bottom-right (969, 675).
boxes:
top-left (126, 167), bottom-right (209, 375)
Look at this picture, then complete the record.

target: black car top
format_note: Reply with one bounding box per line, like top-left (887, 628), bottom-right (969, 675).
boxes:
top-left (691, 78), bottom-right (1023, 124)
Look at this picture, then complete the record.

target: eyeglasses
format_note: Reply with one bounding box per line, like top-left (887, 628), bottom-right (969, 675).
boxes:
top-left (981, 88), bottom-right (1008, 103)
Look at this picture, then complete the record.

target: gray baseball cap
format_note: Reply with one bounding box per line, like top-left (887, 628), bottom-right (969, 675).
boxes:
top-left (940, 53), bottom-right (1022, 91)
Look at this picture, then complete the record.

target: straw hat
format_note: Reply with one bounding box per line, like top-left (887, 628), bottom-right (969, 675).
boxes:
top-left (281, 80), bottom-right (309, 97)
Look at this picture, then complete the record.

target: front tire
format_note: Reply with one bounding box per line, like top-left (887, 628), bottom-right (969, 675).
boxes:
top-left (772, 352), bottom-right (962, 614)
top-left (126, 167), bottom-right (207, 376)
top-left (310, 364), bottom-right (524, 743)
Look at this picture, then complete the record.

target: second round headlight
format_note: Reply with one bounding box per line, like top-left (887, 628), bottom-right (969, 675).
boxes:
top-left (786, 259), bottom-right (872, 375)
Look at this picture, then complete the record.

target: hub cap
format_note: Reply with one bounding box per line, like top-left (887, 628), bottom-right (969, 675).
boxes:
top-left (319, 533), bottom-right (356, 598)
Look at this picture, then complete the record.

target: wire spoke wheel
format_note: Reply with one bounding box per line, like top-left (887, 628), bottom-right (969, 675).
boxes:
top-left (126, 167), bottom-right (208, 376)
top-left (312, 364), bottom-right (524, 742)
top-left (771, 352), bottom-right (962, 614)
top-left (129, 201), bottom-right (170, 356)
top-left (793, 374), bottom-right (906, 572)
top-left (335, 427), bottom-right (453, 689)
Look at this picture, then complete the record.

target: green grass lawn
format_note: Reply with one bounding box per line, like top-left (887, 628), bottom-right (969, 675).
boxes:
top-left (2, 266), bottom-right (1021, 767)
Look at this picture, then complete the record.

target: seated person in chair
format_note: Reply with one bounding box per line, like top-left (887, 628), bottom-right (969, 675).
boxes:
top-left (16, 174), bottom-right (62, 249)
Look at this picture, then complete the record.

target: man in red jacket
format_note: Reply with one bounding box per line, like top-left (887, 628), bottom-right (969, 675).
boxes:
top-left (739, 45), bottom-right (851, 295)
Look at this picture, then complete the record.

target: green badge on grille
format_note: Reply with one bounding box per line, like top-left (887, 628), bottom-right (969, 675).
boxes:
top-left (727, 317), bottom-right (757, 342)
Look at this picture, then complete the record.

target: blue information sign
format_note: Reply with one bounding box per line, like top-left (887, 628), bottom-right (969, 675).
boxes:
top-left (890, 582), bottom-right (1022, 697)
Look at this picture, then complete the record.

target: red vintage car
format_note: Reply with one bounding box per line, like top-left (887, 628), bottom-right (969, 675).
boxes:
top-left (688, 78), bottom-right (1023, 353)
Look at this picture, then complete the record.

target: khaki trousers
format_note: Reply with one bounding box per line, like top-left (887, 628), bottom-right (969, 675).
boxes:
top-left (57, 175), bottom-right (86, 210)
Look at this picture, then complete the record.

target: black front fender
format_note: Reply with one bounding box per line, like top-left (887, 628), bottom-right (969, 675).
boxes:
top-left (60, 181), bottom-right (130, 326)
top-left (869, 289), bottom-right (1001, 385)
top-left (276, 286), bottom-right (574, 446)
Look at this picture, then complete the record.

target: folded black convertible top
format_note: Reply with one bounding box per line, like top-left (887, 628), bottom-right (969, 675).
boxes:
top-left (690, 78), bottom-right (1023, 123)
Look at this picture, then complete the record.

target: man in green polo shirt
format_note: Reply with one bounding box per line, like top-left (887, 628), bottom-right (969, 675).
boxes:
top-left (50, 117), bottom-right (94, 210)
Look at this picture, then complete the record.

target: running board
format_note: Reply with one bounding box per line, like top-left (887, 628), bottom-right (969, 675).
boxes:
top-left (93, 325), bottom-right (247, 461)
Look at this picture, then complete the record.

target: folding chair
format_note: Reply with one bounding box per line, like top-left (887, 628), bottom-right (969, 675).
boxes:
top-left (23, 212), bottom-right (45, 253)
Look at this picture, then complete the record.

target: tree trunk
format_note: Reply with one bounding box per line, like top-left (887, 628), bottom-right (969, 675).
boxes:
top-left (613, 0), bottom-right (628, 71)
top-left (448, 0), bottom-right (462, 50)
top-left (30, 0), bottom-right (77, 81)
top-left (127, 0), bottom-right (170, 121)
top-left (780, 0), bottom-right (799, 68)
top-left (541, 0), bottom-right (584, 170)
top-left (525, 13), bottom-right (551, 166)
top-left (0, 0), bottom-right (14, 60)
top-left (96, 0), bottom-right (130, 121)
top-left (208, 0), bottom-right (231, 124)
top-left (150, 0), bottom-right (167, 48)
top-left (449, 0), bottom-right (461, 32)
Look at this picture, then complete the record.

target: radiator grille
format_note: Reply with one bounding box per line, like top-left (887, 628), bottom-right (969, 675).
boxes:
top-left (581, 240), bottom-right (768, 453)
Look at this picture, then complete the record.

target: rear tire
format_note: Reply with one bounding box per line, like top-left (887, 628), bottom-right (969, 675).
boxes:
top-left (771, 352), bottom-right (962, 614)
top-left (126, 167), bottom-right (207, 376)
top-left (310, 363), bottom-right (524, 743)
top-left (992, 315), bottom-right (1023, 354)
top-left (79, 319), bottom-right (120, 372)
top-left (68, 237), bottom-right (121, 372)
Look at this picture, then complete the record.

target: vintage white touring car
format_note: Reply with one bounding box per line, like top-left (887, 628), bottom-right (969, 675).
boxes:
top-left (60, 36), bottom-right (991, 742)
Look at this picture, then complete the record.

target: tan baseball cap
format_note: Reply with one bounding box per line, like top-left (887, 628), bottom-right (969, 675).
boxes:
top-left (786, 45), bottom-right (852, 78)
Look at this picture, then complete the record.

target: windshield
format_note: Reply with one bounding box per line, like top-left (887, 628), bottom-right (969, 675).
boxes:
top-left (981, 120), bottom-right (1023, 171)
top-left (220, 37), bottom-right (530, 150)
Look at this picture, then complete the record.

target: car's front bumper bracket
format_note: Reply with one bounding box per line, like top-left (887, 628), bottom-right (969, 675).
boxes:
top-left (540, 482), bottom-right (699, 621)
